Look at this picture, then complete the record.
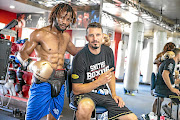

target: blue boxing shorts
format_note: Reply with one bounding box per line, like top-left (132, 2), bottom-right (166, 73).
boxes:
top-left (26, 82), bottom-right (65, 120)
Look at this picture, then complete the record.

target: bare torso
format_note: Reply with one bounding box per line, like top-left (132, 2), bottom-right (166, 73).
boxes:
top-left (32, 26), bottom-right (70, 69)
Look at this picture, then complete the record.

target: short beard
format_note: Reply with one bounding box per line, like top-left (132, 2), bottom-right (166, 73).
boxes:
top-left (54, 19), bottom-right (68, 33)
top-left (92, 46), bottom-right (99, 49)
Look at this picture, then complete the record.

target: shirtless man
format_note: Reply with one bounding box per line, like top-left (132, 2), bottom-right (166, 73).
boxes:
top-left (17, 3), bottom-right (109, 120)
top-left (16, 3), bottom-right (78, 120)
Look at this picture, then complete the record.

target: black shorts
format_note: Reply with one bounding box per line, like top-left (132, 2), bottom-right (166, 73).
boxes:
top-left (72, 92), bottom-right (133, 119)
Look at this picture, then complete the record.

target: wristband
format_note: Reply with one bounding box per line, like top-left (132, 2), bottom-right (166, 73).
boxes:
top-left (21, 58), bottom-right (33, 71)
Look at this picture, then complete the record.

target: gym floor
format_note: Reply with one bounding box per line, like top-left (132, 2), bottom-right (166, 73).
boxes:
top-left (0, 82), bottom-right (177, 120)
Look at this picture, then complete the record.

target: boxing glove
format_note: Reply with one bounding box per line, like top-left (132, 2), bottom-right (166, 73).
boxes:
top-left (29, 60), bottom-right (53, 82)
top-left (16, 71), bottom-right (23, 80)
top-left (15, 57), bottom-right (21, 64)
top-left (13, 61), bottom-right (19, 69)
top-left (16, 71), bottom-right (25, 88)
top-left (20, 38), bottom-right (28, 44)
top-left (11, 43), bottom-right (19, 54)
top-left (0, 33), bottom-right (5, 39)
top-left (15, 83), bottom-right (21, 93)
top-left (8, 70), bottom-right (16, 83)
top-left (15, 39), bottom-right (21, 44)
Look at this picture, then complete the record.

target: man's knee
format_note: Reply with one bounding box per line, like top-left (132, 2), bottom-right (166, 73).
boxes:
top-left (47, 113), bottom-right (56, 120)
top-left (118, 113), bottom-right (137, 120)
top-left (77, 98), bottom-right (95, 115)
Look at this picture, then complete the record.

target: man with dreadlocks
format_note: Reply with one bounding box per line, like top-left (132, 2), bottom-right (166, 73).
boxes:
top-left (17, 3), bottom-right (110, 120)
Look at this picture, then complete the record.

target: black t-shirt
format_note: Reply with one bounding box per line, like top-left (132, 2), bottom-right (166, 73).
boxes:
top-left (156, 59), bottom-right (175, 90)
top-left (71, 44), bottom-right (115, 95)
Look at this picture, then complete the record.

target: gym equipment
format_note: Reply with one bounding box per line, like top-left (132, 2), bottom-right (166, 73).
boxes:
top-left (3, 19), bottom-right (18, 29)
top-left (0, 20), bottom-right (25, 119)
top-left (11, 43), bottom-right (19, 54)
top-left (12, 108), bottom-right (25, 118)
top-left (142, 42), bottom-right (153, 83)
top-left (15, 38), bottom-right (28, 44)
top-left (115, 40), bottom-right (126, 79)
top-left (8, 70), bottom-right (16, 83)
top-left (16, 71), bottom-right (25, 92)
top-left (124, 21), bottom-right (144, 91)
top-left (153, 31), bottom-right (167, 73)
top-left (9, 55), bottom-right (20, 69)
top-left (15, 57), bottom-right (20, 64)
top-left (15, 83), bottom-right (21, 93)
top-left (0, 33), bottom-right (5, 39)
top-left (0, 39), bottom-right (12, 81)
top-left (15, 39), bottom-right (21, 44)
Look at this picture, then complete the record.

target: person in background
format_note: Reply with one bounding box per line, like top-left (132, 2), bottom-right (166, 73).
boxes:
top-left (152, 42), bottom-right (177, 114)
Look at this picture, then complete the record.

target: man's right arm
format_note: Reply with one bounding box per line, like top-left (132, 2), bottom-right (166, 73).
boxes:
top-left (72, 68), bottom-right (114, 95)
top-left (17, 30), bottom-right (40, 66)
top-left (162, 70), bottom-right (180, 95)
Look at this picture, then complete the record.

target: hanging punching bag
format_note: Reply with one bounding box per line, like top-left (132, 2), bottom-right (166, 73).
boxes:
top-left (115, 34), bottom-right (127, 79)
top-left (142, 41), bottom-right (153, 83)
top-left (123, 21), bottom-right (144, 91)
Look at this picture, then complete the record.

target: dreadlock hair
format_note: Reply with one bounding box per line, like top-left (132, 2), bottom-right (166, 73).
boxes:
top-left (49, 3), bottom-right (76, 29)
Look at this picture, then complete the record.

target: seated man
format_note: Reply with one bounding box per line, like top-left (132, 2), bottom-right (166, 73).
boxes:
top-left (71, 22), bottom-right (137, 120)
top-left (155, 48), bottom-right (180, 105)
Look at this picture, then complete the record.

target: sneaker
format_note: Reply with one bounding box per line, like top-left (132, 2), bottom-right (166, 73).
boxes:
top-left (162, 104), bottom-right (172, 117)
top-left (125, 92), bottom-right (129, 95)
top-left (124, 88), bottom-right (129, 95)
top-left (129, 93), bottom-right (135, 96)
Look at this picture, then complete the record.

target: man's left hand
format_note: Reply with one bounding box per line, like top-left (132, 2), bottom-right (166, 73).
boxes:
top-left (112, 95), bottom-right (125, 108)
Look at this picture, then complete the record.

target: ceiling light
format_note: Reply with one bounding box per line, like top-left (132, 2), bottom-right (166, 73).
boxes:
top-left (10, 5), bottom-right (15, 9)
